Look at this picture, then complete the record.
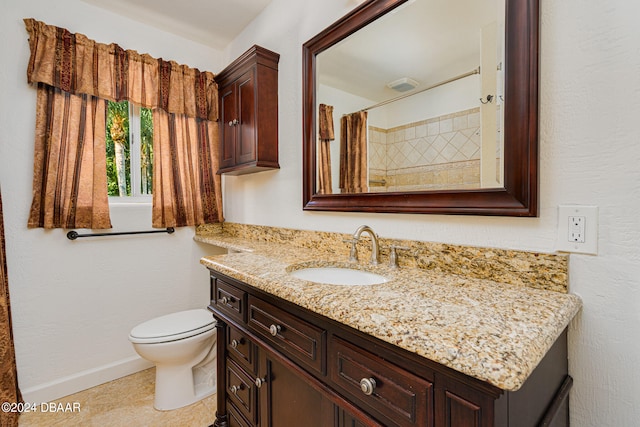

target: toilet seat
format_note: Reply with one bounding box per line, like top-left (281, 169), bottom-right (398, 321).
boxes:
top-left (129, 309), bottom-right (216, 344)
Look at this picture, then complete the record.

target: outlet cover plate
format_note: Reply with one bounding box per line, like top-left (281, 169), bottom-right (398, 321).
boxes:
top-left (556, 205), bottom-right (598, 255)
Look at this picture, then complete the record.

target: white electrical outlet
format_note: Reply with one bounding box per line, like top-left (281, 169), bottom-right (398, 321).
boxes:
top-left (568, 216), bottom-right (586, 243)
top-left (556, 205), bottom-right (598, 255)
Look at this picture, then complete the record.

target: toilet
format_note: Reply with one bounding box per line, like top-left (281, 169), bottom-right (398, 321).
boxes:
top-left (128, 309), bottom-right (217, 411)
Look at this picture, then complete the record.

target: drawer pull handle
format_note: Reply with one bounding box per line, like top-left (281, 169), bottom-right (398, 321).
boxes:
top-left (220, 296), bottom-right (235, 305)
top-left (360, 378), bottom-right (377, 396)
top-left (230, 384), bottom-right (244, 394)
top-left (255, 376), bottom-right (267, 388)
top-left (228, 119), bottom-right (239, 127)
top-left (230, 338), bottom-right (244, 349)
top-left (269, 324), bottom-right (281, 336)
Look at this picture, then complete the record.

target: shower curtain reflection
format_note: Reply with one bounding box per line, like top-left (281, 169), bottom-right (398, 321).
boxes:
top-left (339, 111), bottom-right (368, 193)
top-left (318, 104), bottom-right (335, 194)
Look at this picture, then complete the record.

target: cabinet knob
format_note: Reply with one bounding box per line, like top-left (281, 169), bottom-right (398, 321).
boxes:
top-left (230, 338), bottom-right (244, 349)
top-left (255, 376), bottom-right (267, 388)
top-left (230, 384), bottom-right (244, 394)
top-left (228, 119), bottom-right (239, 127)
top-left (220, 296), bottom-right (235, 305)
top-left (269, 324), bottom-right (281, 336)
top-left (359, 377), bottom-right (376, 396)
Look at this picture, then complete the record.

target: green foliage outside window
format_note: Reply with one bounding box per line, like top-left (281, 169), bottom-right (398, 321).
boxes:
top-left (139, 107), bottom-right (153, 195)
top-left (106, 101), bottom-right (153, 197)
top-left (106, 101), bottom-right (130, 196)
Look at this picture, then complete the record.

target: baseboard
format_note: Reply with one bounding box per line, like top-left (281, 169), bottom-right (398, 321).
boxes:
top-left (20, 356), bottom-right (154, 404)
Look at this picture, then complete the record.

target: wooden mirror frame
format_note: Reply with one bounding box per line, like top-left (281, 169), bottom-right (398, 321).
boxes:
top-left (302, 0), bottom-right (539, 216)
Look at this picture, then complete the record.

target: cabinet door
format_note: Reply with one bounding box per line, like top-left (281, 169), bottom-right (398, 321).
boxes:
top-left (436, 377), bottom-right (494, 427)
top-left (334, 404), bottom-right (385, 427)
top-left (258, 351), bottom-right (331, 427)
top-left (236, 69), bottom-right (257, 165)
top-left (219, 82), bottom-right (237, 169)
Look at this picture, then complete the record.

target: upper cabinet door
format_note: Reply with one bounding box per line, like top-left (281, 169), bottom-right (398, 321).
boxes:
top-left (237, 69), bottom-right (257, 165)
top-left (219, 81), bottom-right (238, 169)
top-left (216, 45), bottom-right (280, 176)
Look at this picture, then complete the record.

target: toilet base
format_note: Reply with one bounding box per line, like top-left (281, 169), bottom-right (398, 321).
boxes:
top-left (154, 361), bottom-right (217, 411)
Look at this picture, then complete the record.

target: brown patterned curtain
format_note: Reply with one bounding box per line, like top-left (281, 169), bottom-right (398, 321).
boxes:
top-left (0, 188), bottom-right (22, 427)
top-left (317, 104), bottom-right (334, 195)
top-left (27, 84), bottom-right (111, 229)
top-left (24, 19), bottom-right (222, 228)
top-left (23, 19), bottom-right (218, 121)
top-left (339, 111), bottom-right (368, 193)
top-left (152, 111), bottom-right (223, 227)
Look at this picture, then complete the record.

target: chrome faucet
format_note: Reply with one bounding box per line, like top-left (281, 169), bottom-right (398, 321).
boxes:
top-left (351, 225), bottom-right (380, 265)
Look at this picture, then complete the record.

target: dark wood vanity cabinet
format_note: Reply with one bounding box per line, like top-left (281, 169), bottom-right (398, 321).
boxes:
top-left (216, 45), bottom-right (279, 176)
top-left (208, 270), bottom-right (571, 427)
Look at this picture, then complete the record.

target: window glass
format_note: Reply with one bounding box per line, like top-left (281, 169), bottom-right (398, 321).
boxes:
top-left (106, 101), bottom-right (153, 197)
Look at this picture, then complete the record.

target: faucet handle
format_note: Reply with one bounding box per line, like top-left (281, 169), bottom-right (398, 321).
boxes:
top-left (343, 238), bottom-right (359, 262)
top-left (388, 245), bottom-right (410, 268)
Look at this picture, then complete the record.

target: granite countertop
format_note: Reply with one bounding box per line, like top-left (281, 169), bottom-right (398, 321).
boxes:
top-left (196, 232), bottom-right (582, 392)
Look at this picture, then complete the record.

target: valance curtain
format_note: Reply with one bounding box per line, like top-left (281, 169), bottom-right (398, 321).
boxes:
top-left (24, 18), bottom-right (223, 228)
top-left (317, 104), bottom-right (334, 195)
top-left (24, 19), bottom-right (218, 121)
top-left (339, 111), bottom-right (368, 193)
top-left (0, 187), bottom-right (22, 427)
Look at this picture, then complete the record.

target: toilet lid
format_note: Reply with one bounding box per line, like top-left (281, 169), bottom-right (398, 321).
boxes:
top-left (129, 309), bottom-right (215, 342)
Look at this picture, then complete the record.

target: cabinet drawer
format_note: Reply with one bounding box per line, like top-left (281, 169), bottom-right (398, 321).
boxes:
top-left (330, 336), bottom-right (434, 427)
top-left (227, 324), bottom-right (256, 373)
top-left (214, 278), bottom-right (247, 323)
top-left (248, 295), bottom-right (326, 375)
top-left (226, 358), bottom-right (257, 424)
top-left (227, 401), bottom-right (252, 427)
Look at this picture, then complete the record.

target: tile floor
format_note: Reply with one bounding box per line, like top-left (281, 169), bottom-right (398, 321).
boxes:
top-left (18, 368), bottom-right (216, 427)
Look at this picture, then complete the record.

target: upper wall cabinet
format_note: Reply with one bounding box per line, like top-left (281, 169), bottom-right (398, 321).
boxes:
top-left (216, 45), bottom-right (280, 175)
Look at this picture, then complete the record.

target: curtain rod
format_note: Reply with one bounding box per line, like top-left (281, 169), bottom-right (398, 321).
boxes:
top-left (67, 227), bottom-right (175, 240)
top-left (359, 67), bottom-right (480, 113)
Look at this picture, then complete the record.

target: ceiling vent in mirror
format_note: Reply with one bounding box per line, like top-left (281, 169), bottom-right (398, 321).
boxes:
top-left (387, 77), bottom-right (419, 92)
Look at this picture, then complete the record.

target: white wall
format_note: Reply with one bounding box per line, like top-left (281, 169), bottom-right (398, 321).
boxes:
top-left (378, 76), bottom-right (480, 129)
top-left (0, 0), bottom-right (227, 402)
top-left (223, 0), bottom-right (640, 425)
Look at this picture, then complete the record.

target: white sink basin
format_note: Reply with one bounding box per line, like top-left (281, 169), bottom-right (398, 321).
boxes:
top-left (289, 267), bottom-right (387, 286)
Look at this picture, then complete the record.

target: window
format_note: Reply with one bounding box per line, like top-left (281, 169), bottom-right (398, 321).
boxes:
top-left (106, 101), bottom-right (153, 198)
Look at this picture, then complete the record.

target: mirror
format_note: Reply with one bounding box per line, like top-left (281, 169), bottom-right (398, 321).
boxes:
top-left (317, 0), bottom-right (505, 194)
top-left (303, 0), bottom-right (539, 216)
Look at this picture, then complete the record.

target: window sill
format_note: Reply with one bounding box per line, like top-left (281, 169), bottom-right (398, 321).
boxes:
top-left (108, 196), bottom-right (152, 206)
